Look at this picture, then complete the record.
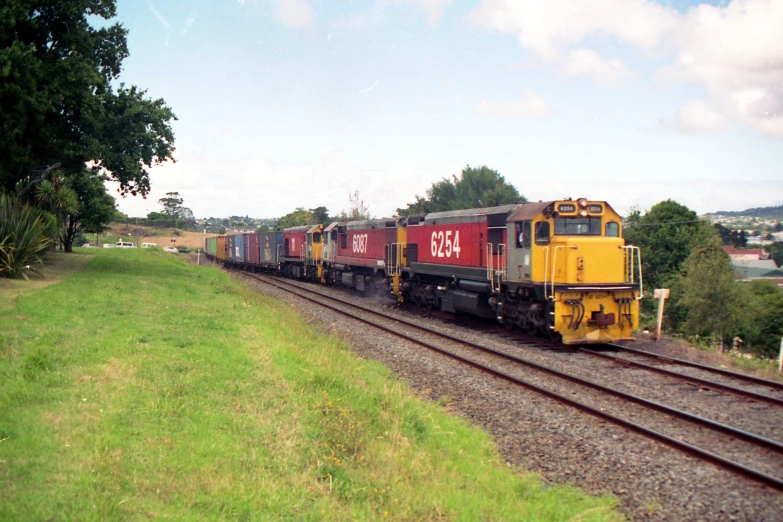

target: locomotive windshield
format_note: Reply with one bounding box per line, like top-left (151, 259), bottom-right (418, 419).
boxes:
top-left (554, 217), bottom-right (602, 236)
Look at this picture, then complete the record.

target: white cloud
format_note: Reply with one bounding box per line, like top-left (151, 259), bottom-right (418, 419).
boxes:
top-left (109, 149), bottom-right (436, 220)
top-left (466, 0), bottom-right (677, 60)
top-left (476, 90), bottom-right (549, 118)
top-left (664, 0), bottom-right (783, 138)
top-left (467, 0), bottom-right (783, 138)
top-left (393, 0), bottom-right (454, 25)
top-left (272, 0), bottom-right (315, 32)
top-left (674, 100), bottom-right (727, 134)
top-left (560, 48), bottom-right (632, 85)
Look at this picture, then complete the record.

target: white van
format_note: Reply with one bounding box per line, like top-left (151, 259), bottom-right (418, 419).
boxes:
top-left (116, 241), bottom-right (136, 248)
top-left (141, 242), bottom-right (158, 248)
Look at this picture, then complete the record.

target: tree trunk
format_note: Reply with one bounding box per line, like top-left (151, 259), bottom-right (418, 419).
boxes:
top-left (62, 215), bottom-right (78, 253)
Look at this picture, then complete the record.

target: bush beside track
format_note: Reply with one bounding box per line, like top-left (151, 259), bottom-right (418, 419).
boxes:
top-left (0, 248), bottom-right (620, 521)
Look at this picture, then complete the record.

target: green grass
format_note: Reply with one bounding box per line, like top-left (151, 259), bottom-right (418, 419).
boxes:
top-left (0, 249), bottom-right (621, 521)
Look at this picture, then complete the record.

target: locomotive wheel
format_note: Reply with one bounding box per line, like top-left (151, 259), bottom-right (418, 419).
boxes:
top-left (525, 321), bottom-right (537, 336)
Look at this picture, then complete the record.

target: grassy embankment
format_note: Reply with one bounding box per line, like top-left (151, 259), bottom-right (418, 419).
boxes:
top-left (0, 249), bottom-right (621, 520)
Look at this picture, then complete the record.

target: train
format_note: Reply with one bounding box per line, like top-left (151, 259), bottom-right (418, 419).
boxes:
top-left (204, 198), bottom-right (643, 344)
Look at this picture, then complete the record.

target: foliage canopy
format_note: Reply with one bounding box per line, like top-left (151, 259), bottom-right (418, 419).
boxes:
top-left (624, 199), bottom-right (715, 291)
top-left (0, 0), bottom-right (177, 196)
top-left (397, 165), bottom-right (524, 216)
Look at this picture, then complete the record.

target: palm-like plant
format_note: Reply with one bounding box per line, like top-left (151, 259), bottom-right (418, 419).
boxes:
top-left (0, 195), bottom-right (55, 279)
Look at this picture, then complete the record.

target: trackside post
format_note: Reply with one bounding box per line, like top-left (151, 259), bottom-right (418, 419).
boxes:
top-left (653, 288), bottom-right (670, 342)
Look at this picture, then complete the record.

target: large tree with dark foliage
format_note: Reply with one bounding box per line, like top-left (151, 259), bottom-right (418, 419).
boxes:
top-left (397, 165), bottom-right (524, 216)
top-left (60, 170), bottom-right (116, 252)
top-left (0, 0), bottom-right (177, 196)
top-left (624, 200), bottom-right (715, 292)
top-left (714, 223), bottom-right (748, 248)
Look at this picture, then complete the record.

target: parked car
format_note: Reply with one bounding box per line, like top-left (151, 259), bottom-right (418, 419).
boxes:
top-left (102, 244), bottom-right (114, 248)
top-left (163, 246), bottom-right (179, 254)
top-left (141, 242), bottom-right (158, 248)
top-left (81, 243), bottom-right (99, 248)
top-left (116, 241), bottom-right (136, 248)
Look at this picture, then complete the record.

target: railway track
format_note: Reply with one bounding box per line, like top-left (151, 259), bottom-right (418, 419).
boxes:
top-left (234, 270), bottom-right (783, 492)
top-left (447, 309), bottom-right (783, 407)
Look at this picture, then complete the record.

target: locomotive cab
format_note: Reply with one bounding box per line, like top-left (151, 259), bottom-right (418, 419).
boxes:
top-left (504, 199), bottom-right (641, 344)
top-left (306, 224), bottom-right (324, 280)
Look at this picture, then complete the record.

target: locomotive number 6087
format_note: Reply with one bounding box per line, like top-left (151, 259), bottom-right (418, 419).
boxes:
top-left (430, 230), bottom-right (461, 259)
top-left (352, 233), bottom-right (369, 254)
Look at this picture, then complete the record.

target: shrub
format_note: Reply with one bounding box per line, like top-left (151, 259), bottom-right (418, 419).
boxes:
top-left (0, 194), bottom-right (56, 279)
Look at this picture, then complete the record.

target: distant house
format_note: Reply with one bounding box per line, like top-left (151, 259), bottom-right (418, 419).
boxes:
top-left (724, 246), bottom-right (782, 287)
top-left (722, 246), bottom-right (770, 262)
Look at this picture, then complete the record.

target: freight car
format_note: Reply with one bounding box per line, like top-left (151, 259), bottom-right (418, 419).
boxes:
top-left (205, 197), bottom-right (642, 344)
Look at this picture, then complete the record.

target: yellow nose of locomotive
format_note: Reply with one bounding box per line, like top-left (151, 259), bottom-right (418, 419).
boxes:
top-left (548, 237), bottom-right (640, 344)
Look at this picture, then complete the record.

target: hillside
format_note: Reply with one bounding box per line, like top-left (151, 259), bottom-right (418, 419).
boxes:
top-left (705, 205), bottom-right (783, 219)
top-left (98, 223), bottom-right (217, 249)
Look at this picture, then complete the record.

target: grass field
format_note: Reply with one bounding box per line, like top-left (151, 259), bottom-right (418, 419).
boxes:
top-left (0, 249), bottom-right (621, 521)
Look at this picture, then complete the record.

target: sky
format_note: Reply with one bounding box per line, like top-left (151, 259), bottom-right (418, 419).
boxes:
top-left (105, 0), bottom-right (783, 219)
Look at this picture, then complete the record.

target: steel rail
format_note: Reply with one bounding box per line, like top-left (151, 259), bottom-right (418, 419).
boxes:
top-left (239, 271), bottom-right (783, 492)
top-left (604, 344), bottom-right (783, 391)
top-left (577, 348), bottom-right (783, 407)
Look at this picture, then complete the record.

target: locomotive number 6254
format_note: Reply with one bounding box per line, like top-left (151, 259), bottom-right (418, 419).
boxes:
top-left (430, 230), bottom-right (461, 259)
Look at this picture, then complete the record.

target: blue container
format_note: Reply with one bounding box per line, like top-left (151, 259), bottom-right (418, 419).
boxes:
top-left (234, 234), bottom-right (245, 262)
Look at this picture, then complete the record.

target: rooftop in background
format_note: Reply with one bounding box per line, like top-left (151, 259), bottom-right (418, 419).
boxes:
top-left (722, 246), bottom-right (771, 260)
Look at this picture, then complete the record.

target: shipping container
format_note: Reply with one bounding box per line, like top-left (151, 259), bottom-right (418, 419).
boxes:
top-left (216, 235), bottom-right (227, 261)
top-left (246, 232), bottom-right (261, 266)
top-left (233, 234), bottom-right (246, 263)
top-left (259, 231), bottom-right (283, 267)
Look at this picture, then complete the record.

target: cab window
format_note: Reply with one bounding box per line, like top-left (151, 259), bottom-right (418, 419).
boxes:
top-left (515, 221), bottom-right (531, 248)
top-left (554, 217), bottom-right (601, 235)
top-left (605, 222), bottom-right (620, 237)
top-left (535, 221), bottom-right (551, 245)
top-left (313, 232), bottom-right (322, 243)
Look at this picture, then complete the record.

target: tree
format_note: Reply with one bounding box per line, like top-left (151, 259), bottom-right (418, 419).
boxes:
top-left (309, 206), bottom-right (332, 225)
top-left (60, 171), bottom-right (117, 252)
top-left (157, 191), bottom-right (194, 227)
top-left (158, 192), bottom-right (184, 216)
top-left (624, 200), bottom-right (715, 291)
top-left (274, 208), bottom-right (316, 231)
top-left (714, 223), bottom-right (748, 248)
top-left (740, 281), bottom-right (783, 358)
top-left (338, 191), bottom-right (373, 221)
top-left (680, 238), bottom-right (748, 347)
top-left (765, 242), bottom-right (783, 268)
top-left (0, 1), bottom-right (176, 196)
top-left (397, 165), bottom-right (524, 216)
